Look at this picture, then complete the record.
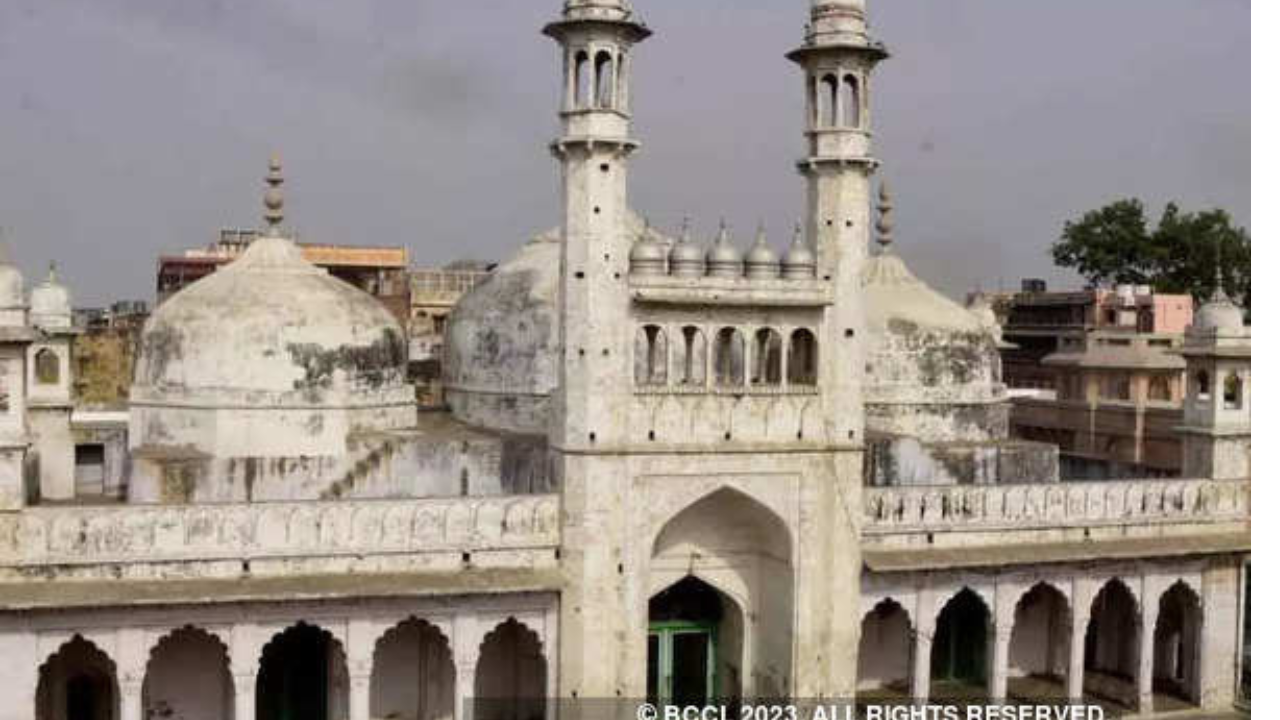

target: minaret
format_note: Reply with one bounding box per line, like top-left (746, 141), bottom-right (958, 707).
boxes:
top-left (786, 0), bottom-right (887, 697)
top-left (788, 0), bottom-right (887, 448)
top-left (1179, 269), bottom-right (1250, 480)
top-left (544, 0), bottom-right (651, 699)
top-left (544, 0), bottom-right (650, 450)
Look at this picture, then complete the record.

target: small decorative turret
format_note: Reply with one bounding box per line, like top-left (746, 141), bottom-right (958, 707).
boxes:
top-left (629, 218), bottom-right (667, 276)
top-left (781, 222), bottom-right (817, 279)
top-left (0, 231), bottom-right (26, 328)
top-left (744, 222), bottom-right (781, 280)
top-left (705, 220), bottom-right (744, 278)
top-left (875, 180), bottom-right (894, 254)
top-left (30, 261), bottom-right (71, 330)
top-left (669, 218), bottom-right (704, 277)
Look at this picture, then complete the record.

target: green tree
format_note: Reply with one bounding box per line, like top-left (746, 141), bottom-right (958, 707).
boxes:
top-left (1051, 199), bottom-right (1250, 308)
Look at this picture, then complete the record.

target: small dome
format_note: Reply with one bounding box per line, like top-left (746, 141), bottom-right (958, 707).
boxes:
top-left (669, 220), bottom-right (705, 277)
top-left (29, 263), bottom-right (71, 329)
top-left (781, 224), bottom-right (816, 279)
top-left (1193, 294), bottom-right (1245, 334)
top-left (629, 221), bottom-right (668, 276)
top-left (744, 224), bottom-right (781, 280)
top-left (705, 222), bottom-right (743, 277)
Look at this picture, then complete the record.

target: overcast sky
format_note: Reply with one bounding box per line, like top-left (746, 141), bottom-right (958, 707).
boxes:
top-left (0, 0), bottom-right (1249, 307)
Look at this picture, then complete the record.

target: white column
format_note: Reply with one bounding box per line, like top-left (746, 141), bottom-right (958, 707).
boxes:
top-left (120, 679), bottom-right (144, 720)
top-left (989, 624), bottom-right (1012, 703)
top-left (454, 616), bottom-right (481, 720)
top-left (347, 618), bottom-right (375, 720)
top-left (910, 628), bottom-right (931, 705)
top-left (1137, 612), bottom-right (1156, 715)
top-left (1067, 615), bottom-right (1088, 702)
top-left (0, 631), bottom-right (39, 720)
top-left (234, 674), bottom-right (256, 720)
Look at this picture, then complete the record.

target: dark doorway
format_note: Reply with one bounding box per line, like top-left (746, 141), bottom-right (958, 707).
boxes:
top-left (931, 589), bottom-right (990, 696)
top-left (648, 577), bottom-right (725, 704)
top-left (257, 624), bottom-right (346, 720)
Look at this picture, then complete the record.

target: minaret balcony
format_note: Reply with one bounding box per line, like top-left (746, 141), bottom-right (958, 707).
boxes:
top-left (558, 109), bottom-right (632, 142)
top-left (805, 127), bottom-right (873, 160)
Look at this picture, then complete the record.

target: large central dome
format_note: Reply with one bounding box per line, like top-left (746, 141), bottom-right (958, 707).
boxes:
top-left (130, 159), bottom-right (415, 457)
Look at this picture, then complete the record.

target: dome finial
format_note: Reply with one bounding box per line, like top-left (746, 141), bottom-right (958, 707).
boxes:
top-left (875, 180), bottom-right (894, 253)
top-left (1210, 236), bottom-right (1231, 304)
top-left (46, 260), bottom-right (57, 283)
top-left (263, 154), bottom-right (285, 235)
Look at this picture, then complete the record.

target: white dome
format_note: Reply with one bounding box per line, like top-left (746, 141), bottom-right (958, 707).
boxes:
top-left (29, 265), bottom-right (71, 329)
top-left (1193, 293), bottom-right (1245, 335)
top-left (131, 232), bottom-right (416, 456)
top-left (862, 250), bottom-right (1007, 442)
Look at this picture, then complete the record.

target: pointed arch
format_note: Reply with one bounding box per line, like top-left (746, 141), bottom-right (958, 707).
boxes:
top-left (1154, 581), bottom-right (1203, 705)
top-left (595, 50), bottom-right (616, 108)
top-left (1009, 583), bottom-right (1071, 697)
top-left (787, 329), bottom-right (818, 386)
top-left (37, 635), bottom-right (119, 720)
top-left (1224, 372), bottom-right (1243, 409)
top-left (931, 588), bottom-right (992, 697)
top-left (1085, 578), bottom-right (1140, 708)
top-left (257, 622), bottom-right (349, 720)
top-left (371, 617), bottom-right (456, 720)
top-left (573, 50), bottom-right (592, 109)
top-left (143, 626), bottom-right (233, 720)
top-left (752, 328), bottom-right (783, 386)
top-left (820, 74), bottom-right (839, 127)
top-left (857, 598), bottom-right (912, 693)
top-left (714, 328), bottom-right (746, 387)
top-left (842, 74), bottom-right (861, 127)
top-left (475, 618), bottom-right (546, 720)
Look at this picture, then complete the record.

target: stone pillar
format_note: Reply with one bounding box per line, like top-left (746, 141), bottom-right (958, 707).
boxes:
top-left (910, 629), bottom-right (931, 704)
top-left (454, 615), bottom-right (481, 720)
top-left (120, 679), bottom-right (144, 720)
top-left (1067, 615), bottom-right (1089, 701)
top-left (989, 624), bottom-right (1012, 703)
top-left (1200, 559), bottom-right (1243, 709)
top-left (347, 618), bottom-right (375, 720)
top-left (1137, 611), bottom-right (1156, 715)
top-left (350, 674), bottom-right (371, 720)
top-left (233, 674), bottom-right (256, 720)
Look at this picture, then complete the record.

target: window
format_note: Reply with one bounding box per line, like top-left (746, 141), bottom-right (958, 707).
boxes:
top-left (842, 74), bottom-right (860, 127)
top-left (1109, 375), bottom-right (1130, 401)
top-left (1225, 372), bottom-right (1244, 409)
top-left (714, 328), bottom-right (746, 387)
top-left (821, 75), bottom-right (839, 127)
top-left (674, 326), bottom-right (707, 387)
top-left (634, 325), bottom-right (668, 386)
top-left (787, 329), bottom-right (818, 386)
top-left (752, 329), bottom-right (783, 386)
top-left (595, 50), bottom-right (615, 108)
top-left (35, 349), bottom-right (59, 386)
top-left (1196, 370), bottom-right (1211, 401)
top-left (574, 50), bottom-right (591, 108)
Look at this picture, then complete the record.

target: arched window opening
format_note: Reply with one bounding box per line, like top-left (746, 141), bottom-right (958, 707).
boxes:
top-left (714, 328), bottom-right (746, 387)
top-left (616, 52), bottom-right (628, 110)
top-left (809, 76), bottom-right (820, 127)
top-left (842, 74), bottom-right (860, 127)
top-left (1224, 372), bottom-right (1244, 409)
top-left (674, 326), bottom-right (708, 386)
top-left (635, 325), bottom-right (669, 386)
top-left (787, 329), bottom-right (818, 386)
top-left (1110, 374), bottom-right (1130, 401)
top-left (1195, 370), bottom-right (1211, 401)
top-left (821, 75), bottom-right (839, 127)
top-left (35, 348), bottom-right (59, 385)
top-left (573, 50), bottom-right (592, 109)
top-left (1009, 583), bottom-right (1071, 699)
top-left (753, 329), bottom-right (783, 386)
top-left (595, 50), bottom-right (615, 108)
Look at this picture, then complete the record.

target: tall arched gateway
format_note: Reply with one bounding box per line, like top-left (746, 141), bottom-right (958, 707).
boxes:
top-left (648, 488), bottom-right (794, 702)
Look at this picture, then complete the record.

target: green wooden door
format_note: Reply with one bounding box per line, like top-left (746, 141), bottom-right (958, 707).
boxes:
top-left (647, 621), bottom-right (718, 704)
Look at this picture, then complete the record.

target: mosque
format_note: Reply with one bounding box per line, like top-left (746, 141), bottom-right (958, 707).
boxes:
top-left (0, 0), bottom-right (1249, 718)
